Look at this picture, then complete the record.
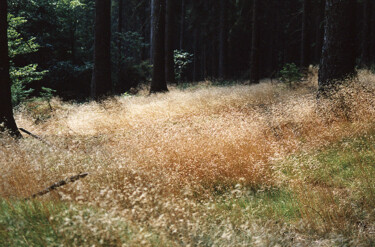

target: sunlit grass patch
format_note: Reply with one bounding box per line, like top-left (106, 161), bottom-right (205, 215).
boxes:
top-left (0, 199), bottom-right (65, 246)
top-left (276, 128), bottom-right (375, 190)
top-left (274, 129), bottom-right (375, 239)
top-left (1, 70), bottom-right (375, 245)
top-left (214, 188), bottom-right (301, 222)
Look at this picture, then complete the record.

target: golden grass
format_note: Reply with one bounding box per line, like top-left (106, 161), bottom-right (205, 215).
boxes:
top-left (1, 69), bottom-right (375, 245)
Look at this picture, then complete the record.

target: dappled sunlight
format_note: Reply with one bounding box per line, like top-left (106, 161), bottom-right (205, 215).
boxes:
top-left (2, 72), bottom-right (375, 245)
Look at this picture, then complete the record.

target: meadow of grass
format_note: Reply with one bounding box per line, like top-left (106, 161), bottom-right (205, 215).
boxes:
top-left (1, 69), bottom-right (375, 246)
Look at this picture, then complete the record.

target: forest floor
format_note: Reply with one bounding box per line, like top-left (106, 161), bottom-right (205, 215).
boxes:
top-left (1, 70), bottom-right (375, 246)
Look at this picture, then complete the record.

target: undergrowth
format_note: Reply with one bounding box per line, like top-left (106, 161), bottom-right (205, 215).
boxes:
top-left (1, 69), bottom-right (375, 246)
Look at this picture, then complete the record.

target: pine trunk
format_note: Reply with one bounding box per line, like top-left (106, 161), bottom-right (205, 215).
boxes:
top-left (300, 0), bottom-right (310, 67)
top-left (179, 0), bottom-right (185, 50)
top-left (0, 1), bottom-right (21, 137)
top-left (218, 0), bottom-right (227, 79)
top-left (150, 0), bottom-right (168, 93)
top-left (314, 0), bottom-right (325, 64)
top-left (249, 0), bottom-right (260, 84)
top-left (91, 0), bottom-right (112, 100)
top-left (150, 0), bottom-right (155, 61)
top-left (360, 0), bottom-right (372, 68)
top-left (318, 0), bottom-right (356, 94)
top-left (165, 0), bottom-right (175, 84)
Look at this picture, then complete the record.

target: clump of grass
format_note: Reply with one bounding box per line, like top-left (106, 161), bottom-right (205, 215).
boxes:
top-left (1, 70), bottom-right (375, 245)
top-left (0, 199), bottom-right (64, 246)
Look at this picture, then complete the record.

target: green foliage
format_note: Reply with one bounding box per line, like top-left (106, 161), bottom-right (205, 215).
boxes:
top-left (279, 63), bottom-right (303, 86)
top-left (48, 61), bottom-right (92, 99)
top-left (0, 200), bottom-right (65, 246)
top-left (8, 14), bottom-right (48, 106)
top-left (115, 31), bottom-right (151, 91)
top-left (174, 50), bottom-right (194, 82)
top-left (40, 87), bottom-right (56, 101)
top-left (116, 31), bottom-right (147, 64)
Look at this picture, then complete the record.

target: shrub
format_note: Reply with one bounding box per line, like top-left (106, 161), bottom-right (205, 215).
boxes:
top-left (8, 14), bottom-right (48, 106)
top-left (279, 63), bottom-right (302, 86)
top-left (174, 50), bottom-right (194, 82)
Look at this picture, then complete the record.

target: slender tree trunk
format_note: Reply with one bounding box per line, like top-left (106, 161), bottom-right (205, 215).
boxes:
top-left (315, 0), bottom-right (325, 64)
top-left (300, 0), bottom-right (310, 67)
top-left (117, 0), bottom-right (125, 92)
top-left (193, 28), bottom-right (202, 82)
top-left (218, 0), bottom-right (227, 78)
top-left (179, 0), bottom-right (185, 50)
top-left (150, 0), bottom-right (154, 61)
top-left (0, 1), bottom-right (21, 137)
top-left (91, 0), bottom-right (112, 100)
top-left (150, 0), bottom-right (168, 93)
top-left (165, 0), bottom-right (175, 84)
top-left (360, 0), bottom-right (372, 68)
top-left (318, 0), bottom-right (356, 95)
top-left (70, 21), bottom-right (76, 64)
top-left (249, 0), bottom-right (260, 84)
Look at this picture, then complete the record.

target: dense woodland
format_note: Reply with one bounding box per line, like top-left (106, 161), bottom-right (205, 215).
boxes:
top-left (0, 0), bottom-right (373, 99)
top-left (2, 1), bottom-right (375, 245)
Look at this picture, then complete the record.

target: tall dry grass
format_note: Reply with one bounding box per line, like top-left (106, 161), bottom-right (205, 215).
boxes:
top-left (1, 69), bottom-right (375, 245)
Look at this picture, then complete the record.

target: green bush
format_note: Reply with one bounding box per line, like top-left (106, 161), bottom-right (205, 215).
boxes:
top-left (174, 50), bottom-right (194, 82)
top-left (114, 31), bottom-right (151, 92)
top-left (8, 14), bottom-right (48, 106)
top-left (278, 63), bottom-right (302, 86)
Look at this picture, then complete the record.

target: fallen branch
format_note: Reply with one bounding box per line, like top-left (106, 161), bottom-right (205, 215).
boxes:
top-left (27, 172), bottom-right (89, 200)
top-left (19, 128), bottom-right (50, 145)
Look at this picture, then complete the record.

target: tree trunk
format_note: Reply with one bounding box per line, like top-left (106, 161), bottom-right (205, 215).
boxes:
top-left (150, 0), bottom-right (155, 61)
top-left (318, 0), bottom-right (356, 95)
top-left (117, 0), bottom-right (127, 92)
top-left (300, 0), bottom-right (310, 67)
top-left (91, 0), bottom-right (112, 100)
top-left (0, 1), bottom-right (21, 137)
top-left (165, 0), bottom-right (175, 84)
top-left (218, 0), bottom-right (227, 79)
top-left (179, 0), bottom-right (185, 50)
top-left (314, 0), bottom-right (325, 64)
top-left (150, 0), bottom-right (168, 93)
top-left (360, 0), bottom-right (372, 68)
top-left (249, 0), bottom-right (260, 84)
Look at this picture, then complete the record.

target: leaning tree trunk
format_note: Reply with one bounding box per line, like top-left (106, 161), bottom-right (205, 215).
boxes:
top-left (318, 0), bottom-right (356, 95)
top-left (165, 0), bottom-right (175, 84)
top-left (0, 1), bottom-right (21, 137)
top-left (91, 0), bottom-right (112, 100)
top-left (150, 0), bottom-right (168, 93)
top-left (249, 0), bottom-right (260, 84)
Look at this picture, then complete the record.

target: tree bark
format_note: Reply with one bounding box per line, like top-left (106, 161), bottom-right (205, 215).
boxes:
top-left (360, 0), bottom-right (372, 68)
top-left (318, 0), bottom-right (356, 95)
top-left (165, 0), bottom-right (175, 84)
top-left (300, 0), bottom-right (311, 67)
top-left (150, 0), bottom-right (155, 61)
top-left (150, 0), bottom-right (168, 93)
top-left (91, 0), bottom-right (112, 100)
top-left (314, 0), bottom-right (325, 64)
top-left (0, 1), bottom-right (21, 137)
top-left (179, 0), bottom-right (185, 50)
top-left (218, 0), bottom-right (227, 79)
top-left (249, 0), bottom-right (260, 84)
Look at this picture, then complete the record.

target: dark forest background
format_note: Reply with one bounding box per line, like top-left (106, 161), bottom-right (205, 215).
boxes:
top-left (6, 0), bottom-right (374, 100)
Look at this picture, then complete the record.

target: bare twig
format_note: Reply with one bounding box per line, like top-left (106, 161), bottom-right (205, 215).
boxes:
top-left (27, 173), bottom-right (89, 200)
top-left (19, 128), bottom-right (50, 145)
